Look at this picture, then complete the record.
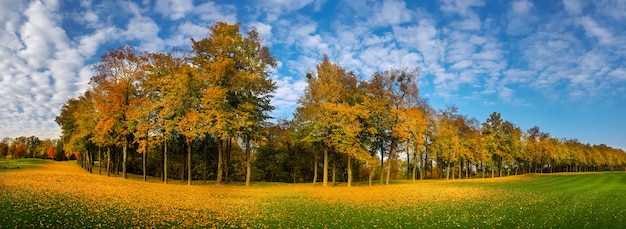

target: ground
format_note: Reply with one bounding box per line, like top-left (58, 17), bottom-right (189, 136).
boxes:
top-left (1, 159), bottom-right (625, 228)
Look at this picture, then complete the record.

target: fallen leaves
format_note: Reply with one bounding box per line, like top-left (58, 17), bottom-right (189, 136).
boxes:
top-left (1, 161), bottom-right (624, 228)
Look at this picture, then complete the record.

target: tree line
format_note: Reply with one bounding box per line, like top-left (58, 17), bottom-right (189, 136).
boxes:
top-left (0, 136), bottom-right (68, 161)
top-left (40, 22), bottom-right (626, 186)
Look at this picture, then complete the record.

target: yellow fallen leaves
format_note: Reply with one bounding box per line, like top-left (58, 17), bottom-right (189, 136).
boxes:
top-left (0, 161), bottom-right (507, 227)
top-left (0, 162), bottom-right (273, 228)
top-left (5, 161), bottom-right (621, 228)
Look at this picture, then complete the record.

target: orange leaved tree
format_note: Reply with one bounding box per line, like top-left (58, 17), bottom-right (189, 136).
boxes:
top-left (91, 46), bottom-right (148, 179)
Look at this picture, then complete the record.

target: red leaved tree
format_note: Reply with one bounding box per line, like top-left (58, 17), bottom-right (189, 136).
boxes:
top-left (46, 145), bottom-right (57, 159)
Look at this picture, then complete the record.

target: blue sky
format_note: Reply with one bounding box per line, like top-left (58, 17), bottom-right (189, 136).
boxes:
top-left (0, 0), bottom-right (624, 150)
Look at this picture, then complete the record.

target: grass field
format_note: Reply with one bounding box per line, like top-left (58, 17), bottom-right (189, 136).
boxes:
top-left (1, 159), bottom-right (625, 228)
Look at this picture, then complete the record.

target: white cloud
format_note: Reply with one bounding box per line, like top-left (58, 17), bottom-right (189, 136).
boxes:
top-left (562, 0), bottom-right (583, 15)
top-left (0, 0), bottom-right (89, 139)
top-left (439, 0), bottom-right (485, 17)
top-left (123, 16), bottom-right (164, 52)
top-left (194, 1), bottom-right (237, 23)
top-left (595, 0), bottom-right (626, 20)
top-left (506, 0), bottom-right (537, 36)
top-left (258, 0), bottom-right (314, 21)
top-left (498, 86), bottom-right (513, 101)
top-left (77, 27), bottom-right (119, 58)
top-left (511, 0), bottom-right (534, 14)
top-left (608, 68), bottom-right (626, 81)
top-left (451, 16), bottom-right (481, 31)
top-left (369, 0), bottom-right (412, 27)
top-left (270, 75), bottom-right (308, 119)
top-left (578, 16), bottom-right (613, 44)
top-left (155, 0), bottom-right (193, 20)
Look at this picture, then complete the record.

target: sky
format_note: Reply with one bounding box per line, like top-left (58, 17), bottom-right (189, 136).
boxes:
top-left (0, 0), bottom-right (625, 150)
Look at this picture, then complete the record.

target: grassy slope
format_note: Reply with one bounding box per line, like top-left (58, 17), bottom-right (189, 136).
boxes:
top-left (1, 159), bottom-right (625, 228)
top-left (0, 158), bottom-right (52, 171)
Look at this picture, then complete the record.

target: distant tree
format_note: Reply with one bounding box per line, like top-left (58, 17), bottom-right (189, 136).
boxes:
top-left (46, 145), bottom-right (57, 159)
top-left (14, 144), bottom-right (26, 159)
top-left (0, 140), bottom-right (8, 158)
top-left (25, 136), bottom-right (40, 158)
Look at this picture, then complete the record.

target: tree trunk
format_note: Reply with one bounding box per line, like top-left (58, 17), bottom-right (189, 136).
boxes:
top-left (385, 147), bottom-right (392, 185)
top-left (188, 141), bottom-right (192, 186)
top-left (245, 136), bottom-right (251, 187)
top-left (87, 150), bottom-right (92, 173)
top-left (143, 147), bottom-right (147, 182)
top-left (217, 139), bottom-right (223, 184)
top-left (332, 153), bottom-right (336, 185)
top-left (122, 140), bottom-right (127, 179)
top-left (481, 161), bottom-right (485, 178)
top-left (466, 160), bottom-right (470, 179)
top-left (446, 161), bottom-right (451, 180)
top-left (203, 142), bottom-right (208, 183)
top-left (313, 152), bottom-right (318, 184)
top-left (406, 148), bottom-right (410, 180)
top-left (457, 160), bottom-right (463, 180)
top-left (323, 146), bottom-right (329, 187)
top-left (421, 152), bottom-right (426, 180)
top-left (143, 133), bottom-right (147, 182)
top-left (107, 147), bottom-right (111, 177)
top-left (412, 152), bottom-right (418, 183)
top-left (98, 147), bottom-right (102, 175)
top-left (459, 160), bottom-right (463, 180)
top-left (161, 144), bottom-right (165, 181)
top-left (368, 165), bottom-right (374, 187)
top-left (164, 138), bottom-right (168, 184)
top-left (379, 146), bottom-right (385, 184)
top-left (499, 159), bottom-right (503, 177)
top-left (347, 156), bottom-right (352, 187)
top-left (224, 138), bottom-right (231, 184)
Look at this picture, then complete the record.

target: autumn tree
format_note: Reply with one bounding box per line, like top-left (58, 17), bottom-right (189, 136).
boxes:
top-left (361, 68), bottom-right (420, 184)
top-left (141, 52), bottom-right (187, 183)
top-left (0, 139), bottom-right (8, 158)
top-left (190, 22), bottom-right (276, 187)
top-left (46, 145), bottom-right (57, 159)
top-left (482, 112), bottom-right (505, 177)
top-left (91, 46), bottom-right (148, 179)
top-left (296, 56), bottom-right (372, 187)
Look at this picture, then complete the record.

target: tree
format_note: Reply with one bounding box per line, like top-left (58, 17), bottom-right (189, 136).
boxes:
top-left (482, 112), bottom-right (506, 177)
top-left (361, 68), bottom-right (420, 184)
top-left (296, 56), bottom-right (371, 187)
top-left (25, 136), bottom-right (40, 158)
top-left (501, 121), bottom-right (521, 176)
top-left (91, 46), bottom-right (148, 179)
top-left (142, 51), bottom-right (188, 184)
top-left (191, 22), bottom-right (277, 187)
top-left (46, 145), bottom-right (57, 159)
top-left (0, 138), bottom-right (10, 158)
top-left (14, 144), bottom-right (26, 159)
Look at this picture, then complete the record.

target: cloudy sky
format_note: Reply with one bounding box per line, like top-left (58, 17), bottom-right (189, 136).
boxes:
top-left (1, 0), bottom-right (625, 150)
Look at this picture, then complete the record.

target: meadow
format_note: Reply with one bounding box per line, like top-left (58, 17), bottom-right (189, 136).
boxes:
top-left (1, 159), bottom-right (625, 228)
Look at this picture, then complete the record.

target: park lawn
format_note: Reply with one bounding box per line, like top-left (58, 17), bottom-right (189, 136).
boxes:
top-left (0, 158), bottom-right (52, 172)
top-left (0, 159), bottom-right (625, 228)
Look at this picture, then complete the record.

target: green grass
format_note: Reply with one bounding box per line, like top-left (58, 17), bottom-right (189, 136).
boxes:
top-left (0, 158), bottom-right (51, 171)
top-left (259, 173), bottom-right (626, 228)
top-left (1, 160), bottom-right (625, 228)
